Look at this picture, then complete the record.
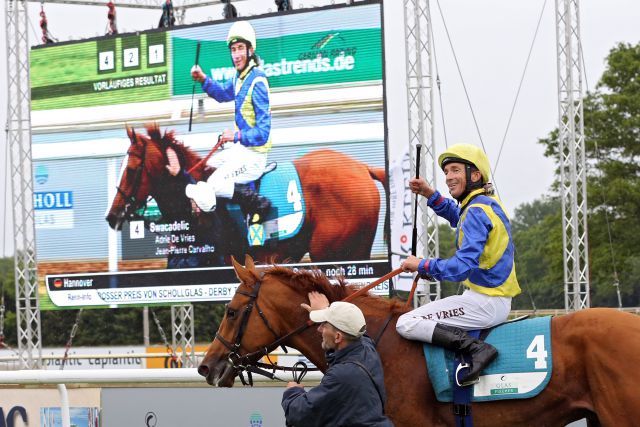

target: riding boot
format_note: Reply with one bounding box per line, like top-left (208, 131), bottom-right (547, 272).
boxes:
top-left (431, 323), bottom-right (498, 385)
top-left (232, 184), bottom-right (271, 224)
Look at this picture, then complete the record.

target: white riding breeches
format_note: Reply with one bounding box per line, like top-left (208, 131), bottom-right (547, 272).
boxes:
top-left (206, 143), bottom-right (267, 198)
top-left (396, 289), bottom-right (512, 343)
top-left (186, 143), bottom-right (267, 211)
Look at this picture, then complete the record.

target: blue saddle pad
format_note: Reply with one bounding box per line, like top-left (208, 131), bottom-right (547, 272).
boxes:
top-left (245, 162), bottom-right (305, 246)
top-left (423, 316), bottom-right (552, 402)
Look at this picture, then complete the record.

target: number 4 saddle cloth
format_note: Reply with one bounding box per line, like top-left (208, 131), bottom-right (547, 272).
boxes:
top-left (246, 161), bottom-right (305, 247)
top-left (423, 316), bottom-right (553, 402)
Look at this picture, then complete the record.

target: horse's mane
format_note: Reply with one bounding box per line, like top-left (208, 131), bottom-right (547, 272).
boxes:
top-left (141, 123), bottom-right (212, 176)
top-left (264, 265), bottom-right (409, 314)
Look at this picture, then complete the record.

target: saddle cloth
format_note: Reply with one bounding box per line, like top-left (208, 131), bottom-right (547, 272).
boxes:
top-left (423, 316), bottom-right (552, 402)
top-left (246, 161), bottom-right (305, 246)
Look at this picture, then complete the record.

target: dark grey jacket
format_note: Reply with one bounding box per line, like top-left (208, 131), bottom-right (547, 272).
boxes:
top-left (281, 336), bottom-right (393, 427)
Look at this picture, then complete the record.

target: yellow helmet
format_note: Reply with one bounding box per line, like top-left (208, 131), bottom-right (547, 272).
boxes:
top-left (438, 143), bottom-right (491, 183)
top-left (227, 21), bottom-right (256, 51)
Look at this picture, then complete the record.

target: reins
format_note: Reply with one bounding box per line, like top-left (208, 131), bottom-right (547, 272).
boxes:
top-left (343, 267), bottom-right (403, 302)
top-left (186, 135), bottom-right (225, 175)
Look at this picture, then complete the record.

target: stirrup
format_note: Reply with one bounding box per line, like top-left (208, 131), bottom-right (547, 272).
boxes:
top-left (455, 362), bottom-right (479, 387)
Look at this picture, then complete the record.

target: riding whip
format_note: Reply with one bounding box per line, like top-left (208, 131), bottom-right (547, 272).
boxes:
top-left (411, 144), bottom-right (421, 256)
top-left (188, 41), bottom-right (201, 132)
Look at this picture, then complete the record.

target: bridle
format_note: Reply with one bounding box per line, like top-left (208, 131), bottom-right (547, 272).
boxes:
top-left (212, 268), bottom-right (405, 386)
top-left (214, 276), bottom-right (316, 386)
top-left (116, 131), bottom-right (150, 222)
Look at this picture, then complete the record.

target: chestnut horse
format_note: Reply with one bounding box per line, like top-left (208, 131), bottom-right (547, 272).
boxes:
top-left (106, 124), bottom-right (386, 264)
top-left (199, 257), bottom-right (640, 426)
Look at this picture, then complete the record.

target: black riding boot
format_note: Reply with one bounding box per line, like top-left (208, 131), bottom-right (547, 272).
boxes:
top-left (431, 323), bottom-right (498, 385)
top-left (232, 184), bottom-right (271, 224)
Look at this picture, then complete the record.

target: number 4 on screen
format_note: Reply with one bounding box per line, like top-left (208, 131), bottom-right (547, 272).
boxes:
top-left (130, 220), bottom-right (145, 239)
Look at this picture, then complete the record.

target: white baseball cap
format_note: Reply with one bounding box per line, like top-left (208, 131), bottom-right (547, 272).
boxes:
top-left (309, 301), bottom-right (366, 337)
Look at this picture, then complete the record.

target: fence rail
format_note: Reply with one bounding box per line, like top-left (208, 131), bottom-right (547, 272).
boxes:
top-left (0, 368), bottom-right (322, 385)
top-left (509, 307), bottom-right (640, 317)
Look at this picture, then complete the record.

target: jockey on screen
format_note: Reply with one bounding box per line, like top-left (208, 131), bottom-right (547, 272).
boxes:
top-left (167, 20), bottom-right (271, 222)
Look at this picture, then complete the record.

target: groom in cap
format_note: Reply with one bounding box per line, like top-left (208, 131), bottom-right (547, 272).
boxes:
top-left (282, 292), bottom-right (393, 426)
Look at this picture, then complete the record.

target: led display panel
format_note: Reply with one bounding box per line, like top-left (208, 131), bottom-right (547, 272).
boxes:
top-left (30, 2), bottom-right (389, 309)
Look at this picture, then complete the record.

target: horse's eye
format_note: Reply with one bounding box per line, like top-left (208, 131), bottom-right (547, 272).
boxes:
top-left (226, 306), bottom-right (236, 319)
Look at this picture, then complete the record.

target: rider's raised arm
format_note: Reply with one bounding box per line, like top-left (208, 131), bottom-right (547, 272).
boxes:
top-left (237, 78), bottom-right (271, 147)
top-left (201, 75), bottom-right (235, 103)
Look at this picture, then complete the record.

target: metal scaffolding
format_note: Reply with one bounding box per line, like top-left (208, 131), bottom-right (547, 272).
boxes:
top-left (404, 0), bottom-right (439, 306)
top-left (555, 0), bottom-right (590, 311)
top-left (5, 0), bottom-right (42, 369)
top-left (171, 304), bottom-right (196, 368)
top-left (4, 0), bottom-right (225, 369)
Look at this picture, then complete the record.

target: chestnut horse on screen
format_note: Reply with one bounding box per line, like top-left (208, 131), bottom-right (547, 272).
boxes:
top-left (106, 124), bottom-right (386, 264)
top-left (199, 256), bottom-right (640, 426)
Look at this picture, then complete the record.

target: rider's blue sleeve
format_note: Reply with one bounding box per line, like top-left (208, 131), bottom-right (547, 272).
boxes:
top-left (427, 190), bottom-right (460, 227)
top-left (201, 76), bottom-right (235, 103)
top-left (427, 207), bottom-right (492, 282)
top-left (238, 79), bottom-right (271, 147)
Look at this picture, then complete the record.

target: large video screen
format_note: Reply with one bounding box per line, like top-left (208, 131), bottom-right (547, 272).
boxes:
top-left (30, 2), bottom-right (388, 309)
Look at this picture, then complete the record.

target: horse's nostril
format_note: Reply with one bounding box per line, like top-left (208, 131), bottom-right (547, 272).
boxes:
top-left (197, 364), bottom-right (209, 377)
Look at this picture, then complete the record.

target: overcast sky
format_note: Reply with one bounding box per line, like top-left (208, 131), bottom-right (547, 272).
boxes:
top-left (1, 0), bottom-right (639, 256)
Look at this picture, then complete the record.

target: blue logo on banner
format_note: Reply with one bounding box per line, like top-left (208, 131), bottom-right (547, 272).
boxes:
top-left (33, 191), bottom-right (73, 210)
top-left (249, 412), bottom-right (263, 426)
top-left (35, 165), bottom-right (49, 185)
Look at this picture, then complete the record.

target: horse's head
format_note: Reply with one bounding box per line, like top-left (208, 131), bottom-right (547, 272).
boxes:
top-left (106, 125), bottom-right (170, 230)
top-left (198, 256), bottom-right (339, 386)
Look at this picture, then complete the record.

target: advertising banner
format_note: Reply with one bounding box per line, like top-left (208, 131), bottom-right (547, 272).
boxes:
top-left (0, 389), bottom-right (100, 427)
top-left (30, 2), bottom-right (390, 310)
top-left (389, 148), bottom-right (425, 291)
top-left (101, 387), bottom-right (287, 427)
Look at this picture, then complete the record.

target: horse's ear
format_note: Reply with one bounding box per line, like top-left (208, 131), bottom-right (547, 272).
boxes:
top-left (231, 256), bottom-right (255, 285)
top-left (244, 254), bottom-right (255, 272)
top-left (126, 126), bottom-right (137, 145)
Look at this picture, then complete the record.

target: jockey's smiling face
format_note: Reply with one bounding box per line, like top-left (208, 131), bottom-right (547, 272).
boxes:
top-left (230, 41), bottom-right (252, 72)
top-left (443, 162), bottom-right (481, 199)
top-left (443, 162), bottom-right (467, 199)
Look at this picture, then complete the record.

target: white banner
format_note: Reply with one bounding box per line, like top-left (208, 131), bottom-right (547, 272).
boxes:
top-left (389, 148), bottom-right (423, 291)
top-left (0, 346), bottom-right (146, 370)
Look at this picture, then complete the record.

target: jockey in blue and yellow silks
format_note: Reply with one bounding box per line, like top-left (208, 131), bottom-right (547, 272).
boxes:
top-left (397, 143), bottom-right (521, 386)
top-left (177, 20), bottom-right (271, 218)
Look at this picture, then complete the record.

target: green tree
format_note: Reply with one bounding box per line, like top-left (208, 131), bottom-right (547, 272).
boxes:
top-left (511, 197), bottom-right (564, 309)
top-left (0, 257), bottom-right (16, 346)
top-left (530, 42), bottom-right (640, 307)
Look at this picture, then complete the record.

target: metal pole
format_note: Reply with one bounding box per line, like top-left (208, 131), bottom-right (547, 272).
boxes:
top-left (6, 0), bottom-right (42, 369)
top-left (143, 307), bottom-right (150, 347)
top-left (404, 0), bottom-right (439, 306)
top-left (57, 384), bottom-right (71, 427)
top-left (555, 0), bottom-right (589, 311)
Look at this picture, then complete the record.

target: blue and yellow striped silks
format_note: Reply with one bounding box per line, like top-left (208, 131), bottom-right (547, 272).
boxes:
top-left (426, 188), bottom-right (521, 297)
top-left (201, 61), bottom-right (272, 153)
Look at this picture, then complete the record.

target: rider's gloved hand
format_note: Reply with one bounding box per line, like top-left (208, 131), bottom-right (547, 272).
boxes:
top-left (191, 65), bottom-right (205, 83)
top-left (401, 256), bottom-right (434, 280)
top-left (220, 129), bottom-right (237, 144)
